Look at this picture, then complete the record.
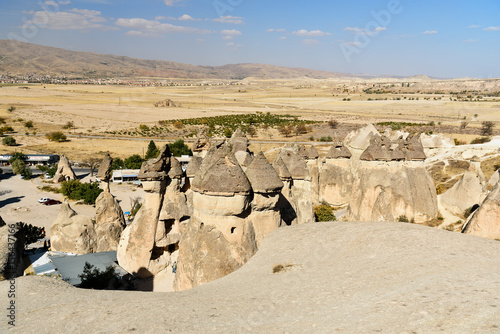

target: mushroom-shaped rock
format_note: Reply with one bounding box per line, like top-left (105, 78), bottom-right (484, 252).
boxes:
top-left (185, 156), bottom-right (203, 179)
top-left (404, 134), bottom-right (426, 161)
top-left (230, 128), bottom-right (249, 153)
top-left (360, 136), bottom-right (392, 161)
top-left (96, 153), bottom-right (113, 182)
top-left (275, 148), bottom-right (310, 180)
top-left (192, 143), bottom-right (251, 196)
top-left (50, 201), bottom-right (97, 254)
top-left (192, 129), bottom-right (211, 155)
top-left (326, 144), bottom-right (352, 159)
top-left (245, 152), bottom-right (283, 194)
top-left (273, 156), bottom-right (292, 181)
top-left (53, 155), bottom-right (77, 183)
top-left (304, 146), bottom-right (319, 160)
top-left (138, 145), bottom-right (170, 181)
top-left (168, 157), bottom-right (184, 179)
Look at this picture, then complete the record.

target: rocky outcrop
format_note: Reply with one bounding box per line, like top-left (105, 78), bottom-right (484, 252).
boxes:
top-left (94, 154), bottom-right (126, 252)
top-left (346, 164), bottom-right (439, 223)
top-left (488, 170), bottom-right (499, 188)
top-left (94, 190), bottom-right (126, 252)
top-left (344, 123), bottom-right (379, 153)
top-left (319, 144), bottom-right (354, 206)
top-left (174, 142), bottom-right (257, 291)
top-left (50, 202), bottom-right (97, 254)
top-left (117, 146), bottom-right (171, 278)
top-left (154, 99), bottom-right (177, 107)
top-left (0, 222), bottom-right (24, 281)
top-left (439, 164), bottom-right (488, 216)
top-left (462, 181), bottom-right (500, 240)
top-left (274, 146), bottom-right (314, 224)
top-left (96, 153), bottom-right (113, 182)
top-left (53, 154), bottom-right (77, 183)
top-left (245, 152), bottom-right (284, 245)
top-left (192, 129), bottom-right (211, 158)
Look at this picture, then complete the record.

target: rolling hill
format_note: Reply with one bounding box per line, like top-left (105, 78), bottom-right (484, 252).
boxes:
top-left (0, 40), bottom-right (349, 80)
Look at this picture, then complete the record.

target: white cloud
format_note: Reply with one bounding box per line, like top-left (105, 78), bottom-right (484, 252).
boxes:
top-left (212, 15), bottom-right (244, 24)
top-left (483, 26), bottom-right (500, 31)
top-left (226, 42), bottom-right (243, 48)
top-left (345, 41), bottom-right (362, 46)
top-left (302, 39), bottom-right (320, 45)
top-left (267, 28), bottom-right (286, 33)
top-left (220, 29), bottom-right (242, 40)
top-left (22, 8), bottom-right (113, 31)
top-left (279, 36), bottom-right (287, 40)
top-left (155, 16), bottom-right (167, 21)
top-left (116, 18), bottom-right (211, 36)
top-left (464, 39), bottom-right (477, 43)
top-left (164, 0), bottom-right (183, 6)
top-left (44, 1), bottom-right (58, 5)
top-left (293, 29), bottom-right (331, 37)
top-left (344, 26), bottom-right (386, 36)
top-left (423, 30), bottom-right (438, 34)
top-left (178, 14), bottom-right (197, 21)
top-left (58, 1), bottom-right (71, 4)
top-left (467, 24), bottom-right (480, 29)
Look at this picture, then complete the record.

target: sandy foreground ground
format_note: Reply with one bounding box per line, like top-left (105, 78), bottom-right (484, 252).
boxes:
top-left (0, 171), bottom-right (144, 236)
top-left (2, 221), bottom-right (500, 333)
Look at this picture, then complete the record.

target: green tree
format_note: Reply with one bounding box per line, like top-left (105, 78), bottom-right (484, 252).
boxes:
top-left (24, 121), bottom-right (34, 129)
top-left (61, 180), bottom-right (102, 205)
top-left (11, 158), bottom-right (32, 179)
top-left (169, 139), bottom-right (192, 157)
top-left (78, 262), bottom-right (117, 290)
top-left (46, 131), bottom-right (67, 142)
top-left (124, 154), bottom-right (144, 169)
top-left (8, 106), bottom-right (16, 112)
top-left (2, 136), bottom-right (16, 146)
top-left (37, 164), bottom-right (58, 178)
top-left (111, 157), bottom-right (124, 170)
top-left (145, 140), bottom-right (160, 160)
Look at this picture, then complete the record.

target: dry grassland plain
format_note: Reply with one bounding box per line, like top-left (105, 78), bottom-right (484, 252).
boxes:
top-left (1, 79), bottom-right (499, 160)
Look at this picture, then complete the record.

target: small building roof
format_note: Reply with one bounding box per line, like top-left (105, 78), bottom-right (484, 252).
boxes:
top-left (49, 251), bottom-right (128, 286)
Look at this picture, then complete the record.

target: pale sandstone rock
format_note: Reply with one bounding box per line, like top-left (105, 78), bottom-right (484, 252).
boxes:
top-left (488, 170), bottom-right (499, 188)
top-left (96, 153), bottom-right (113, 182)
top-left (53, 154), bottom-right (77, 183)
top-left (344, 123), bottom-right (379, 152)
top-left (439, 165), bottom-right (488, 216)
top-left (245, 152), bottom-right (284, 245)
top-left (174, 142), bottom-right (256, 291)
top-left (346, 163), bottom-right (438, 223)
top-left (94, 190), bottom-right (126, 252)
top-left (462, 181), bottom-right (500, 240)
top-left (50, 202), bottom-right (96, 254)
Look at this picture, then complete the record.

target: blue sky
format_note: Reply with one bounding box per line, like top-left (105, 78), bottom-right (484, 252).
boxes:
top-left (0, 0), bottom-right (499, 78)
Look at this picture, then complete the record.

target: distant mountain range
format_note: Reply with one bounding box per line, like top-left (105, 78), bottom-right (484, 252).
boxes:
top-left (0, 40), bottom-right (355, 80)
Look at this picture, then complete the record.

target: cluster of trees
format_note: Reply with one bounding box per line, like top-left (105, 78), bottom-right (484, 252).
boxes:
top-left (60, 180), bottom-right (102, 205)
top-left (46, 131), bottom-right (67, 142)
top-left (111, 140), bottom-right (192, 170)
top-left (8, 153), bottom-right (32, 180)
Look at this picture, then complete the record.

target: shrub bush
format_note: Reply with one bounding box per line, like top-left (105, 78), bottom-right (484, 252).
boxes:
top-left (46, 131), bottom-right (67, 142)
top-left (470, 137), bottom-right (490, 144)
top-left (2, 136), bottom-right (16, 146)
top-left (314, 205), bottom-right (336, 222)
top-left (124, 155), bottom-right (144, 169)
top-left (61, 180), bottom-right (102, 205)
top-left (169, 139), bottom-right (192, 157)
